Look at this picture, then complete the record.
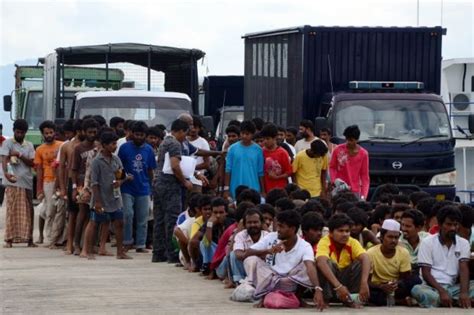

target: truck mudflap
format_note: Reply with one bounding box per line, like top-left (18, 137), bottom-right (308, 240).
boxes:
top-left (369, 184), bottom-right (456, 202)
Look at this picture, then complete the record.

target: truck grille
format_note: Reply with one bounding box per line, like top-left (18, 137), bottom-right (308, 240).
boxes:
top-left (370, 175), bottom-right (432, 187)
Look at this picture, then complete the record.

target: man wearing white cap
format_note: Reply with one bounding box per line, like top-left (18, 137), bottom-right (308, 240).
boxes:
top-left (367, 219), bottom-right (414, 306)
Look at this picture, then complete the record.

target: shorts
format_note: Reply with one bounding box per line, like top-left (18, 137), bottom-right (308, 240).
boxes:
top-left (67, 180), bottom-right (79, 213)
top-left (90, 209), bottom-right (124, 223)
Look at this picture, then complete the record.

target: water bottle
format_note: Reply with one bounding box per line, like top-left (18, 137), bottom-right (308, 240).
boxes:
top-left (7, 163), bottom-right (17, 182)
top-left (386, 282), bottom-right (395, 307)
top-left (113, 180), bottom-right (121, 199)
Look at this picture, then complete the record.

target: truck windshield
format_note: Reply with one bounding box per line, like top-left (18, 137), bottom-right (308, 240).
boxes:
top-left (334, 99), bottom-right (451, 142)
top-left (24, 91), bottom-right (44, 130)
top-left (76, 96), bottom-right (192, 129)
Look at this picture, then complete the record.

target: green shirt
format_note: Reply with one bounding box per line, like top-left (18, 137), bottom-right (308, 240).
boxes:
top-left (399, 231), bottom-right (429, 265)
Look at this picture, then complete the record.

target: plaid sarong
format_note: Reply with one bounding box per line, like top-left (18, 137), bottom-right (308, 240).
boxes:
top-left (4, 186), bottom-right (32, 243)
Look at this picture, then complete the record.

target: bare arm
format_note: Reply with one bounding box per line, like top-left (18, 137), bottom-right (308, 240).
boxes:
top-left (58, 147), bottom-right (68, 196)
top-left (195, 149), bottom-right (223, 157)
top-left (170, 156), bottom-right (188, 186)
top-left (316, 256), bottom-right (340, 288)
top-left (36, 167), bottom-right (44, 197)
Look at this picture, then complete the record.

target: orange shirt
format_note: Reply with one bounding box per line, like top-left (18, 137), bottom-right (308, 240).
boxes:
top-left (34, 141), bottom-right (63, 183)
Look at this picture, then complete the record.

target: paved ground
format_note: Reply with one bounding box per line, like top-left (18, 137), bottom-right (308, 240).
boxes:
top-left (0, 204), bottom-right (471, 314)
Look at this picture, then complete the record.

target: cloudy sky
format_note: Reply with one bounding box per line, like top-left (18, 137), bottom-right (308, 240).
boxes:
top-left (0, 0), bottom-right (473, 134)
top-left (1, 0), bottom-right (473, 72)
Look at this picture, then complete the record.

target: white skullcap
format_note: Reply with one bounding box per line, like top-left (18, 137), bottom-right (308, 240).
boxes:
top-left (381, 219), bottom-right (400, 232)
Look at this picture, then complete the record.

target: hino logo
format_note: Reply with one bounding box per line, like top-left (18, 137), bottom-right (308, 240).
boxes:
top-left (392, 161), bottom-right (403, 170)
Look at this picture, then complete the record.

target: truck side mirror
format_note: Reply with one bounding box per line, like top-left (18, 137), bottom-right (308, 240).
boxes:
top-left (469, 114), bottom-right (474, 135)
top-left (314, 117), bottom-right (328, 135)
top-left (3, 95), bottom-right (12, 112)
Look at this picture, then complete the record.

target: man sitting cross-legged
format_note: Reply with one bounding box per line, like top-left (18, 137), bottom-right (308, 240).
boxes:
top-left (243, 209), bottom-right (325, 310)
top-left (367, 219), bottom-right (418, 306)
top-left (316, 213), bottom-right (371, 308)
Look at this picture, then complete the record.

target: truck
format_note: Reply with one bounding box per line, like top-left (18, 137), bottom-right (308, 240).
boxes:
top-left (243, 26), bottom-right (466, 201)
top-left (441, 58), bottom-right (474, 202)
top-left (3, 65), bottom-right (124, 146)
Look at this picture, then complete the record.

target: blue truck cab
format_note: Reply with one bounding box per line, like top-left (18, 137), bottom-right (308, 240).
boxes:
top-left (324, 82), bottom-right (456, 200)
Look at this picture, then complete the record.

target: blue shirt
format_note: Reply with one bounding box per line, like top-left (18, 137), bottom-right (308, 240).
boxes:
top-left (225, 141), bottom-right (264, 198)
top-left (118, 141), bottom-right (157, 196)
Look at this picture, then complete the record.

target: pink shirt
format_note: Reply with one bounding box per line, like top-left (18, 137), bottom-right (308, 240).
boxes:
top-left (329, 144), bottom-right (370, 199)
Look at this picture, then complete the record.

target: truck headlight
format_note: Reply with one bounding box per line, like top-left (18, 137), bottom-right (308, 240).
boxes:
top-left (429, 171), bottom-right (456, 186)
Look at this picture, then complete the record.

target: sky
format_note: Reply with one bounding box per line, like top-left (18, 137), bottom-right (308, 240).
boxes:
top-left (0, 0), bottom-right (473, 134)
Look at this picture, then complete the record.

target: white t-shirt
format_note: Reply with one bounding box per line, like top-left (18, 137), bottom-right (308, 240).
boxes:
top-left (189, 137), bottom-right (210, 186)
top-left (177, 217), bottom-right (196, 239)
top-left (294, 137), bottom-right (320, 153)
top-left (115, 137), bottom-right (128, 155)
top-left (284, 141), bottom-right (296, 156)
top-left (418, 234), bottom-right (471, 285)
top-left (233, 230), bottom-right (268, 251)
top-left (250, 232), bottom-right (314, 275)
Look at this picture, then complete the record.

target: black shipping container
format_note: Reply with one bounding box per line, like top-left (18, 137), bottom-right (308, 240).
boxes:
top-left (243, 26), bottom-right (446, 127)
top-left (203, 76), bottom-right (244, 125)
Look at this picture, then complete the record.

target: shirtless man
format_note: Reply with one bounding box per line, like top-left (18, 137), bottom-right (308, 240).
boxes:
top-left (59, 119), bottom-right (83, 255)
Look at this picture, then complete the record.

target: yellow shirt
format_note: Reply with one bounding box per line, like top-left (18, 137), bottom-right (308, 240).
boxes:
top-left (190, 216), bottom-right (204, 239)
top-left (292, 151), bottom-right (328, 197)
top-left (316, 235), bottom-right (365, 269)
top-left (367, 245), bottom-right (411, 284)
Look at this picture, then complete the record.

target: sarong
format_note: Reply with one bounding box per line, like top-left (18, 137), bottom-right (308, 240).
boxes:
top-left (4, 186), bottom-right (32, 243)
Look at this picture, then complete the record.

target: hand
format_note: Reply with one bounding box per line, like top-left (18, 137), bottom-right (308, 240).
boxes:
top-left (270, 242), bottom-right (285, 254)
top-left (458, 292), bottom-right (471, 309)
top-left (196, 173), bottom-right (209, 186)
top-left (125, 174), bottom-right (134, 181)
top-left (4, 173), bottom-right (17, 183)
top-left (72, 188), bottom-right (78, 201)
top-left (358, 282), bottom-right (370, 303)
top-left (94, 202), bottom-right (104, 213)
top-left (59, 189), bottom-right (67, 200)
top-left (223, 190), bottom-right (230, 200)
top-left (313, 290), bottom-right (326, 311)
top-left (37, 191), bottom-right (45, 200)
top-left (335, 285), bottom-right (352, 304)
top-left (379, 281), bottom-right (397, 294)
top-left (439, 288), bottom-right (452, 307)
top-left (208, 214), bottom-right (217, 224)
top-left (112, 180), bottom-right (122, 189)
top-left (9, 150), bottom-right (21, 157)
top-left (267, 171), bottom-right (279, 180)
top-left (184, 180), bottom-right (193, 191)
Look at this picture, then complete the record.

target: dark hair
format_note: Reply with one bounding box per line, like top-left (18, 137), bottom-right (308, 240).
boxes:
top-left (391, 204), bottom-right (410, 217)
top-left (192, 115), bottom-right (203, 130)
top-left (335, 201), bottom-right (355, 214)
top-left (332, 191), bottom-right (359, 204)
top-left (124, 120), bottom-right (136, 131)
top-left (240, 120), bottom-right (256, 134)
top-left (310, 139), bottom-right (329, 156)
top-left (320, 127), bottom-right (332, 135)
top-left (228, 120), bottom-right (241, 128)
top-left (266, 188), bottom-right (288, 207)
top-left (187, 193), bottom-right (202, 216)
top-left (275, 198), bottom-right (296, 211)
top-left (147, 126), bottom-right (165, 139)
top-left (299, 119), bottom-right (315, 133)
top-left (276, 209), bottom-right (301, 230)
top-left (301, 212), bottom-right (325, 232)
top-left (198, 195), bottom-right (212, 208)
top-left (251, 118), bottom-right (264, 131)
top-left (374, 184), bottom-right (400, 203)
top-left (370, 205), bottom-right (393, 225)
top-left (260, 123), bottom-right (278, 138)
top-left (437, 205), bottom-right (462, 226)
top-left (409, 191), bottom-right (431, 208)
top-left (63, 119), bottom-right (75, 132)
top-left (355, 201), bottom-right (372, 213)
top-left (253, 132), bottom-right (262, 140)
top-left (243, 208), bottom-right (264, 225)
top-left (92, 115), bottom-right (107, 127)
top-left (300, 200), bottom-right (326, 216)
top-left (458, 204), bottom-right (474, 229)
top-left (225, 125), bottom-right (240, 135)
top-left (211, 197), bottom-right (228, 212)
top-left (234, 201), bottom-right (255, 222)
top-left (284, 183), bottom-right (300, 195)
top-left (258, 204), bottom-right (275, 218)
top-left (235, 185), bottom-right (249, 200)
top-left (131, 121), bottom-right (148, 133)
top-left (392, 194), bottom-right (410, 205)
top-left (430, 200), bottom-right (454, 220)
top-left (155, 124), bottom-right (166, 132)
top-left (100, 131), bottom-right (118, 145)
top-left (39, 120), bottom-right (56, 133)
top-left (343, 125), bottom-right (360, 140)
top-left (286, 127), bottom-right (298, 136)
top-left (416, 197), bottom-right (437, 218)
top-left (236, 188), bottom-right (261, 206)
top-left (277, 126), bottom-right (286, 133)
top-left (328, 213), bottom-right (354, 231)
top-left (401, 209), bottom-right (425, 227)
top-left (13, 119), bottom-right (28, 131)
top-left (347, 207), bottom-right (368, 227)
top-left (110, 116), bottom-right (125, 128)
top-left (171, 119), bottom-right (189, 132)
top-left (73, 119), bottom-right (83, 133)
top-left (82, 118), bottom-right (99, 131)
top-left (290, 189), bottom-right (311, 201)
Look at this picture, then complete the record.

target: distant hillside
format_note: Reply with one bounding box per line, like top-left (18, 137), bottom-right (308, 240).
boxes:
top-left (0, 59), bottom-right (37, 136)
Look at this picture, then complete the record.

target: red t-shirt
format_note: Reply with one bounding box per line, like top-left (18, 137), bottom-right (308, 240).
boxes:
top-left (263, 146), bottom-right (292, 193)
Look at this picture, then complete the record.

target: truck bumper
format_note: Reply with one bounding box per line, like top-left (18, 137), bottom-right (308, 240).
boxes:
top-left (369, 185), bottom-right (456, 201)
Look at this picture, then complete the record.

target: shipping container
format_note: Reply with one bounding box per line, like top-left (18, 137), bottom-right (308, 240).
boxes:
top-left (202, 75), bottom-right (244, 123)
top-left (243, 26), bottom-right (446, 127)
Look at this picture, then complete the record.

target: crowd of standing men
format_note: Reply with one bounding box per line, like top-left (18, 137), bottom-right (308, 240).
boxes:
top-left (0, 115), bottom-right (473, 310)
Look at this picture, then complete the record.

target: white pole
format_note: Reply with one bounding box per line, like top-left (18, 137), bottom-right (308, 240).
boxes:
top-left (417, 0), bottom-right (420, 26)
top-left (441, 0), bottom-right (444, 26)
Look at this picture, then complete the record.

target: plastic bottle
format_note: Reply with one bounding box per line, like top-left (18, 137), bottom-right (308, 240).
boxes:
top-left (386, 282), bottom-right (395, 307)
